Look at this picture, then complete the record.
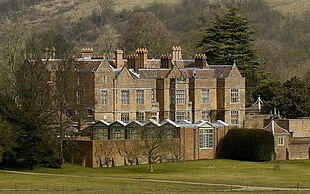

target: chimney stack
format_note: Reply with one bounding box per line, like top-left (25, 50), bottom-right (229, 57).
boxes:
top-left (195, 54), bottom-right (207, 68)
top-left (160, 54), bottom-right (173, 69)
top-left (136, 48), bottom-right (148, 69)
top-left (44, 47), bottom-right (56, 59)
top-left (81, 47), bottom-right (94, 59)
top-left (172, 46), bottom-right (182, 61)
top-left (114, 49), bottom-right (124, 69)
top-left (127, 53), bottom-right (139, 72)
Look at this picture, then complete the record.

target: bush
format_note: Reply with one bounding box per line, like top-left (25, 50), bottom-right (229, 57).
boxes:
top-left (223, 128), bottom-right (274, 161)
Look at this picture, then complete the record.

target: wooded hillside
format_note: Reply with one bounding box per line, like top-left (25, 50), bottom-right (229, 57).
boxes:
top-left (0, 0), bottom-right (310, 81)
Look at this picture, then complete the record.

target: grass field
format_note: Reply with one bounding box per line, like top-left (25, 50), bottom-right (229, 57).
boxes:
top-left (1, 159), bottom-right (310, 193)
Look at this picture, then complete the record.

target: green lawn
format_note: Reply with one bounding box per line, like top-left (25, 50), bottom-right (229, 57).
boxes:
top-left (1, 159), bottom-right (310, 193)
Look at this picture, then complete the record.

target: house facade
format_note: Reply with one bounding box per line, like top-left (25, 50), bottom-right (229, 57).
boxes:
top-left (56, 47), bottom-right (245, 128)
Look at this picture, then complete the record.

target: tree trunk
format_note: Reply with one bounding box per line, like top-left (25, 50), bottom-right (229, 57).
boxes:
top-left (148, 158), bottom-right (154, 173)
top-left (149, 162), bottom-right (154, 173)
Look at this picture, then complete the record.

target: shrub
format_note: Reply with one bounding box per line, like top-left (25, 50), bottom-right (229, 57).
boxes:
top-left (223, 128), bottom-right (274, 161)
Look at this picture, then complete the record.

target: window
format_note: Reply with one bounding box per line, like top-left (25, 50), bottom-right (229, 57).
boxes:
top-left (121, 113), bottom-right (129, 123)
top-left (136, 90), bottom-right (144, 105)
top-left (94, 128), bottom-right (108, 140)
top-left (166, 128), bottom-right (179, 139)
top-left (101, 90), bottom-right (108, 105)
top-left (151, 89), bottom-right (155, 102)
top-left (278, 137), bottom-right (285, 146)
top-left (103, 75), bottom-right (107, 83)
top-left (231, 111), bottom-right (239, 125)
top-left (112, 128), bottom-right (125, 140)
top-left (231, 88), bottom-right (239, 103)
top-left (202, 89), bottom-right (210, 103)
top-left (127, 129), bottom-right (139, 139)
top-left (202, 111), bottom-right (210, 121)
top-left (199, 128), bottom-right (213, 149)
top-left (176, 90), bottom-right (186, 104)
top-left (136, 112), bottom-right (144, 122)
top-left (175, 111), bottom-right (188, 122)
top-left (121, 90), bottom-right (130, 105)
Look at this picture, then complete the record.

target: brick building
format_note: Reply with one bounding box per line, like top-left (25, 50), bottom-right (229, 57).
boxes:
top-left (72, 119), bottom-right (229, 167)
top-left (64, 46), bottom-right (245, 128)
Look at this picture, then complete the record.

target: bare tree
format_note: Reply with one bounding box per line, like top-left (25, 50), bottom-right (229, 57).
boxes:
top-left (94, 24), bottom-right (119, 59)
top-left (139, 124), bottom-right (178, 173)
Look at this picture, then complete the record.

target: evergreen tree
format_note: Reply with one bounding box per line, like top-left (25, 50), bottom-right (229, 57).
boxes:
top-left (198, 7), bottom-right (266, 104)
top-left (199, 7), bottom-right (259, 72)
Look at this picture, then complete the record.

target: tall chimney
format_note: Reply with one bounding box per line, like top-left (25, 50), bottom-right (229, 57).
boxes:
top-left (127, 53), bottom-right (139, 72)
top-left (136, 48), bottom-right (148, 69)
top-left (172, 46), bottom-right (182, 61)
top-left (195, 54), bottom-right (207, 68)
top-left (160, 54), bottom-right (173, 69)
top-left (51, 47), bottom-right (56, 59)
top-left (81, 47), bottom-right (94, 59)
top-left (114, 49), bottom-right (124, 69)
top-left (44, 47), bottom-right (49, 59)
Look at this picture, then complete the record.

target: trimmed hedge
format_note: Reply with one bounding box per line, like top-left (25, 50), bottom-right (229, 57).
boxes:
top-left (223, 128), bottom-right (274, 161)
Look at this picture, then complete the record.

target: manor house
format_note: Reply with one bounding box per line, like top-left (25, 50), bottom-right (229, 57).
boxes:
top-left (47, 46), bottom-right (245, 128)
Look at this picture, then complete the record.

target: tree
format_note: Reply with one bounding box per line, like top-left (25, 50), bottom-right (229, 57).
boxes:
top-left (198, 6), bottom-right (266, 104)
top-left (0, 17), bottom-right (30, 96)
top-left (138, 123), bottom-right (179, 173)
top-left (265, 77), bottom-right (310, 119)
top-left (94, 24), bottom-right (119, 59)
top-left (125, 12), bottom-right (173, 58)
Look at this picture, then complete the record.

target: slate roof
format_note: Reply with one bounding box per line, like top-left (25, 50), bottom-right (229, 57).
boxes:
top-left (209, 65), bottom-right (232, 78)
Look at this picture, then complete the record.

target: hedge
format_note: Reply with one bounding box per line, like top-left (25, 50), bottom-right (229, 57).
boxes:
top-left (223, 128), bottom-right (274, 161)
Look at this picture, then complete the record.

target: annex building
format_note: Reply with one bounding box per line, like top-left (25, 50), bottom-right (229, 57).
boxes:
top-left (54, 46), bottom-right (245, 128)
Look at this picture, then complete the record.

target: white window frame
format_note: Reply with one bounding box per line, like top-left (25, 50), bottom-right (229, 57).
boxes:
top-left (231, 110), bottom-right (239, 125)
top-left (112, 128), bottom-right (125, 140)
top-left (175, 111), bottom-right (187, 122)
top-left (176, 90), bottom-right (186, 105)
top-left (151, 89), bottom-right (155, 103)
top-left (278, 136), bottom-right (285, 146)
top-left (199, 128), bottom-right (213, 149)
top-left (202, 110), bottom-right (210, 121)
top-left (95, 128), bottom-right (108, 140)
top-left (121, 90), bottom-right (130, 105)
top-left (202, 89), bottom-right (210, 103)
top-left (136, 112), bottom-right (145, 122)
top-left (101, 90), bottom-right (108, 105)
top-left (136, 90), bottom-right (144, 105)
top-left (231, 88), bottom-right (239, 103)
top-left (121, 113), bottom-right (129, 123)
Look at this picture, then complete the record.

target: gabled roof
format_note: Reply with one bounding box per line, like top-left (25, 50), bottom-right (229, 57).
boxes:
top-left (263, 120), bottom-right (290, 136)
top-left (247, 95), bottom-right (264, 112)
top-left (143, 119), bottom-right (161, 127)
top-left (160, 119), bottom-right (180, 127)
top-left (213, 120), bottom-right (229, 127)
top-left (115, 65), bottom-right (136, 81)
top-left (126, 120), bottom-right (144, 127)
top-left (109, 120), bottom-right (127, 127)
top-left (194, 120), bottom-right (214, 127)
top-left (208, 65), bottom-right (232, 78)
